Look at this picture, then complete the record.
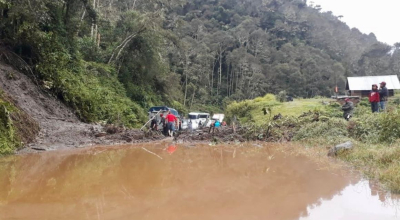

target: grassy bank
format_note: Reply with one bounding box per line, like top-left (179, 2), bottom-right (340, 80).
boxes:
top-left (226, 94), bottom-right (400, 193)
top-left (0, 91), bottom-right (39, 154)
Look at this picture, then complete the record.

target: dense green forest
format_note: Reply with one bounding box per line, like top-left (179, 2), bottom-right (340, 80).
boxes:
top-left (1, 0), bottom-right (400, 126)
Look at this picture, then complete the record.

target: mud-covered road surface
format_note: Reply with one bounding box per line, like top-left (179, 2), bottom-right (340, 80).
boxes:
top-left (0, 142), bottom-right (399, 220)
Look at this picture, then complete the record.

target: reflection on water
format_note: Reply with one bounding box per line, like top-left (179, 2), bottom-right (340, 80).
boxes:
top-left (0, 142), bottom-right (398, 220)
top-left (300, 180), bottom-right (400, 220)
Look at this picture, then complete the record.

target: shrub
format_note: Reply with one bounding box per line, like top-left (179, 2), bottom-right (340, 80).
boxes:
top-left (0, 92), bottom-right (39, 154)
top-left (347, 113), bottom-right (380, 144)
top-left (170, 101), bottom-right (188, 117)
top-left (359, 97), bottom-right (370, 107)
top-left (293, 118), bottom-right (348, 142)
top-left (324, 104), bottom-right (343, 118)
top-left (225, 100), bottom-right (256, 123)
top-left (392, 97), bottom-right (400, 106)
top-left (37, 57), bottom-right (146, 127)
top-left (0, 102), bottom-right (17, 154)
top-left (254, 94), bottom-right (276, 103)
top-left (379, 110), bottom-right (400, 143)
top-left (277, 90), bottom-right (287, 102)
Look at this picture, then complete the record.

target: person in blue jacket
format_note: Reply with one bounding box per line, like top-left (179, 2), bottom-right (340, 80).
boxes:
top-left (379, 81), bottom-right (388, 112)
top-left (209, 119), bottom-right (221, 134)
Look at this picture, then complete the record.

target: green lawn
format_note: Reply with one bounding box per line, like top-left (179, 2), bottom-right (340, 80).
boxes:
top-left (227, 94), bottom-right (400, 193)
top-left (249, 98), bottom-right (333, 125)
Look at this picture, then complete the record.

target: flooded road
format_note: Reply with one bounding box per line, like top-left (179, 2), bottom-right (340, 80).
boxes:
top-left (0, 142), bottom-right (399, 220)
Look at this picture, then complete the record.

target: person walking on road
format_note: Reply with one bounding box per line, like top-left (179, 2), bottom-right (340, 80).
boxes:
top-left (342, 98), bottom-right (354, 121)
top-left (166, 111), bottom-right (177, 137)
top-left (370, 84), bottom-right (380, 113)
top-left (159, 114), bottom-right (168, 136)
top-left (379, 81), bottom-right (388, 112)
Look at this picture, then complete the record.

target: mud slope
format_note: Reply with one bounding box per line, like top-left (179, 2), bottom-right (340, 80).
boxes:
top-left (0, 64), bottom-right (106, 152)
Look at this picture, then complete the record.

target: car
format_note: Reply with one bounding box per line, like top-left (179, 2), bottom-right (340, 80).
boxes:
top-left (188, 112), bottom-right (211, 129)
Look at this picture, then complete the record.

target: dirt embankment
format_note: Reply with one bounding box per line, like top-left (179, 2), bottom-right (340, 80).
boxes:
top-left (0, 64), bottom-right (244, 153)
top-left (0, 64), bottom-right (167, 153)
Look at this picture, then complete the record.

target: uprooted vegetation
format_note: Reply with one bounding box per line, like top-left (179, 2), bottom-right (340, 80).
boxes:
top-left (0, 90), bottom-right (39, 154)
top-left (226, 94), bottom-right (400, 193)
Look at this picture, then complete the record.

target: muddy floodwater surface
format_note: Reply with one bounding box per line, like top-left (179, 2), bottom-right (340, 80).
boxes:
top-left (0, 142), bottom-right (399, 220)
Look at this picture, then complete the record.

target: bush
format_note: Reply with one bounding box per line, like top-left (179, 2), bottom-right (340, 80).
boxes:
top-left (347, 109), bottom-right (400, 144)
top-left (36, 48), bottom-right (147, 127)
top-left (379, 110), bottom-right (400, 143)
top-left (359, 97), bottom-right (370, 107)
top-left (293, 118), bottom-right (349, 142)
top-left (254, 94), bottom-right (276, 102)
top-left (0, 92), bottom-right (39, 154)
top-left (225, 100), bottom-right (257, 123)
top-left (392, 97), bottom-right (400, 106)
top-left (170, 101), bottom-right (188, 117)
top-left (0, 101), bottom-right (17, 154)
top-left (324, 102), bottom-right (343, 118)
top-left (347, 113), bottom-right (380, 144)
top-left (277, 90), bottom-right (287, 102)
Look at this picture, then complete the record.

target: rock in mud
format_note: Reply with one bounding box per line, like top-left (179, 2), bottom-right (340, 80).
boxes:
top-left (328, 141), bottom-right (353, 157)
top-left (31, 147), bottom-right (47, 151)
top-left (95, 132), bottom-right (107, 138)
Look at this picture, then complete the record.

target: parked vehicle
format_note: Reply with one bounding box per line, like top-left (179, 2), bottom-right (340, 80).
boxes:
top-left (181, 119), bottom-right (188, 130)
top-left (211, 114), bottom-right (225, 123)
top-left (188, 112), bottom-right (211, 130)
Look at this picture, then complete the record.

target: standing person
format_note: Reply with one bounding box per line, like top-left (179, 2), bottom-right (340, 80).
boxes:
top-left (369, 84), bottom-right (380, 113)
top-left (188, 120), bottom-right (193, 133)
top-left (341, 98), bottom-right (354, 121)
top-left (232, 115), bottom-right (237, 133)
top-left (166, 111), bottom-right (177, 137)
top-left (379, 81), bottom-right (389, 112)
top-left (209, 119), bottom-right (221, 134)
top-left (159, 114), bottom-right (167, 136)
top-left (150, 117), bottom-right (157, 131)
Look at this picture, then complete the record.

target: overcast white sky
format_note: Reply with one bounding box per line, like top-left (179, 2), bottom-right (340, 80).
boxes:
top-left (309, 0), bottom-right (400, 45)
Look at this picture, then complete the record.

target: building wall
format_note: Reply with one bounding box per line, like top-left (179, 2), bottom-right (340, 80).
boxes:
top-left (350, 91), bottom-right (362, 97)
top-left (350, 90), bottom-right (395, 98)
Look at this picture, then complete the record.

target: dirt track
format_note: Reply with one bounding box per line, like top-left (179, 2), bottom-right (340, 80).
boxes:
top-left (0, 64), bottom-right (244, 153)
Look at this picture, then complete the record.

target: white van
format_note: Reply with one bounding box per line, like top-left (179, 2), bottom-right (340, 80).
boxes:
top-left (188, 112), bottom-right (211, 130)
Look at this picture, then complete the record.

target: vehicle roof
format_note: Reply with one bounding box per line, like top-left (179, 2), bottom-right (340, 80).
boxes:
top-left (188, 112), bottom-right (210, 115)
top-left (148, 106), bottom-right (180, 116)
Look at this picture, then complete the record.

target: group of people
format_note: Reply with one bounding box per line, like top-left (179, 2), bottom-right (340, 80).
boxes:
top-left (342, 81), bottom-right (389, 120)
top-left (369, 81), bottom-right (388, 113)
top-left (150, 111), bottom-right (178, 137)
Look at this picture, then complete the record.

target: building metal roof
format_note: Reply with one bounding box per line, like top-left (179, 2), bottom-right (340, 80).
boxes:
top-left (346, 75), bottom-right (400, 90)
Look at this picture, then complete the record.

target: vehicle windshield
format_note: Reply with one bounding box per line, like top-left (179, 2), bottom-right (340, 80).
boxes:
top-left (188, 114), bottom-right (199, 119)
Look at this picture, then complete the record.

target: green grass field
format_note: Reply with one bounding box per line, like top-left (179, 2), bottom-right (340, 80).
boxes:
top-left (226, 94), bottom-right (400, 193)
top-left (251, 98), bottom-right (332, 124)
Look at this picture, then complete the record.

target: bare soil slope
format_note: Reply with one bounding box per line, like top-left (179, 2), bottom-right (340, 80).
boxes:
top-left (0, 64), bottom-right (121, 152)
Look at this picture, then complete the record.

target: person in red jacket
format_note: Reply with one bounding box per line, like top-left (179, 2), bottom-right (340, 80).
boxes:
top-left (165, 111), bottom-right (177, 137)
top-left (369, 84), bottom-right (380, 113)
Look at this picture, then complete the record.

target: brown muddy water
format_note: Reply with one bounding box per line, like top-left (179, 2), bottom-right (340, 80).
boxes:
top-left (0, 142), bottom-right (399, 220)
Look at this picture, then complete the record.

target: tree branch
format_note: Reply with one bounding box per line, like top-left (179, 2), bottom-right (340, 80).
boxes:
top-left (107, 25), bottom-right (147, 64)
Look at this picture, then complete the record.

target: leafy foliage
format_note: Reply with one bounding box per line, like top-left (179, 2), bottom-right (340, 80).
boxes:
top-left (293, 118), bottom-right (349, 142)
top-left (277, 90), bottom-right (287, 103)
top-left (0, 91), bottom-right (39, 154)
top-left (1, 0), bottom-right (400, 126)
